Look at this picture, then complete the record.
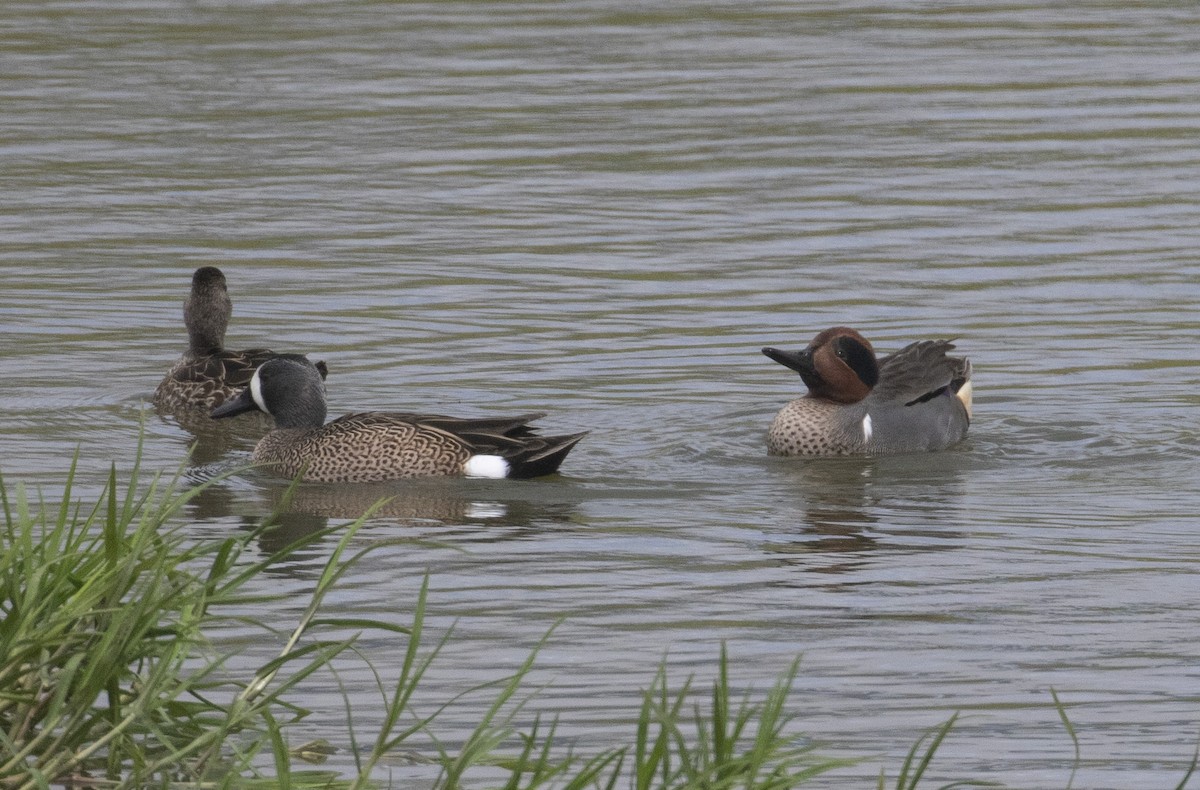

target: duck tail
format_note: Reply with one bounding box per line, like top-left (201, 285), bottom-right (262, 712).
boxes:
top-left (505, 432), bottom-right (589, 479)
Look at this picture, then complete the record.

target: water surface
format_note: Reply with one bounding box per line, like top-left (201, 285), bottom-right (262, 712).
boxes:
top-left (3, 2), bottom-right (1200, 787)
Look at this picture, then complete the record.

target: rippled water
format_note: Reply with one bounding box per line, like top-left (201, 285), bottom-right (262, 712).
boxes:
top-left (4, 1), bottom-right (1200, 786)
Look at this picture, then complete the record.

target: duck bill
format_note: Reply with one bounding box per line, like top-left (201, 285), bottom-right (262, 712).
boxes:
top-left (211, 388), bottom-right (259, 419)
top-left (761, 346), bottom-right (814, 376)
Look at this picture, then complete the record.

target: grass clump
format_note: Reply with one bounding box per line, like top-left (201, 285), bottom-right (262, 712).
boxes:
top-left (626, 647), bottom-right (851, 790)
top-left (360, 634), bottom-right (855, 790)
top-left (0, 456), bottom-right (216, 783)
top-left (0, 453), bottom-right (395, 787)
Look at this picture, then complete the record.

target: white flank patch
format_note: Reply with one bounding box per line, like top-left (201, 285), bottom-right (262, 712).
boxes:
top-left (464, 454), bottom-right (510, 479)
top-left (862, 414), bottom-right (873, 443)
top-left (250, 368), bottom-right (269, 414)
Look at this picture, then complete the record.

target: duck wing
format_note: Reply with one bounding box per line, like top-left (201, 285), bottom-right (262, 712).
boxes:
top-left (373, 412), bottom-right (549, 440)
top-left (171, 348), bottom-right (275, 387)
top-left (871, 340), bottom-right (968, 406)
top-left (170, 349), bottom-right (328, 387)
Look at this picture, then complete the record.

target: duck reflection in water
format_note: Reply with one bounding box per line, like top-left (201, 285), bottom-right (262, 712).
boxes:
top-left (186, 466), bottom-right (582, 555)
top-left (766, 454), bottom-right (967, 579)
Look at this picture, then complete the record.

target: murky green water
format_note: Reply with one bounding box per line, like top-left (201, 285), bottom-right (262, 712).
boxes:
top-left (4, 1), bottom-right (1200, 786)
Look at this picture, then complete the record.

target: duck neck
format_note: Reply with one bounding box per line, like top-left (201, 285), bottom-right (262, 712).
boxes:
top-left (183, 291), bottom-right (231, 356)
top-left (273, 398), bottom-right (327, 430)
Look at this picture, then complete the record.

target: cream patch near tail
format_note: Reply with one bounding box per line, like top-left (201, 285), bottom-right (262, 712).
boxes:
top-left (956, 380), bottom-right (974, 419)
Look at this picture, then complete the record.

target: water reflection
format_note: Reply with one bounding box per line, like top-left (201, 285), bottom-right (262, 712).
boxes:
top-left (157, 406), bottom-right (269, 465)
top-left (269, 479), bottom-right (491, 521)
top-left (252, 473), bottom-right (570, 523)
top-left (258, 510), bottom-right (332, 558)
top-left (766, 453), bottom-right (967, 578)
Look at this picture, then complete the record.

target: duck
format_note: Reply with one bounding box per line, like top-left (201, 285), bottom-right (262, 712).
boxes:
top-left (761, 327), bottom-right (972, 456)
top-left (153, 266), bottom-right (327, 410)
top-left (210, 355), bottom-right (586, 482)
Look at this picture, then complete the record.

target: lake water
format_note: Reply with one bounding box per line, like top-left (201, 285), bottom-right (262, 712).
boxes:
top-left (3, 1), bottom-right (1200, 787)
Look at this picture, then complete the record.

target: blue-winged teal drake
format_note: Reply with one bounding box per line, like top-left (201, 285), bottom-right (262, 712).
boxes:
top-left (211, 356), bottom-right (586, 481)
top-left (761, 327), bottom-right (972, 456)
top-left (153, 266), bottom-right (326, 410)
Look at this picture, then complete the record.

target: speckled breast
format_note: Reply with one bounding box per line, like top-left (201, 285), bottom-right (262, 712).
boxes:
top-left (765, 398), bottom-right (866, 457)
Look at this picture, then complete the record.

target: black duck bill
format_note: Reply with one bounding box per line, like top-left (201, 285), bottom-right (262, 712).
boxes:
top-left (210, 387), bottom-right (261, 419)
top-left (761, 346), bottom-right (814, 376)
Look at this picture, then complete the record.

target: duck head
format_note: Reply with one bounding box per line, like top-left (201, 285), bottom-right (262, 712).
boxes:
top-left (184, 266), bottom-right (232, 355)
top-left (762, 326), bottom-right (879, 404)
top-left (210, 355), bottom-right (327, 428)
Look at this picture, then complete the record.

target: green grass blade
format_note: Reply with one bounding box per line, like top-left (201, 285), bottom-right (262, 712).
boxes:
top-left (1051, 689), bottom-right (1079, 790)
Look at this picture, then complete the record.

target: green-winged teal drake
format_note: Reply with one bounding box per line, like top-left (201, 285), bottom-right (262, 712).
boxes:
top-left (153, 266), bottom-right (326, 410)
top-left (211, 356), bottom-right (586, 481)
top-left (761, 327), bottom-right (972, 456)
